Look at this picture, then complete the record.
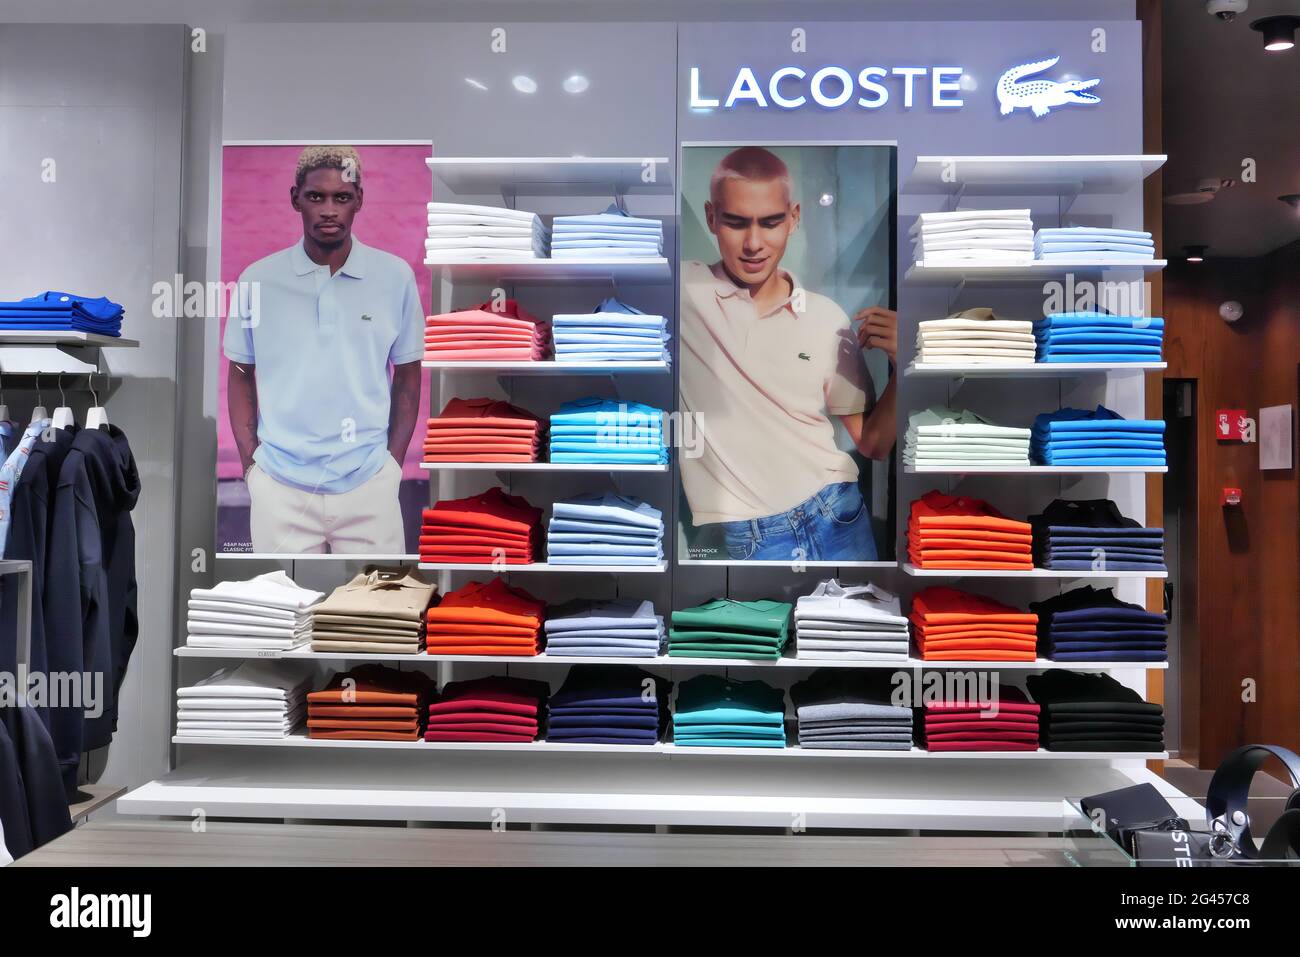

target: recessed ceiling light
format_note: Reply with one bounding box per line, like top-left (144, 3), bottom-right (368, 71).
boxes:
top-left (1250, 15), bottom-right (1300, 52)
top-left (819, 193), bottom-right (834, 206)
top-left (562, 74), bottom-right (590, 94)
top-left (464, 77), bottom-right (488, 91)
top-left (512, 75), bottom-right (538, 94)
top-left (1184, 244), bottom-right (1208, 263)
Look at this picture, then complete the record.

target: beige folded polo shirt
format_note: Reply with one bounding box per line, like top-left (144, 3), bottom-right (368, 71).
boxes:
top-left (312, 567), bottom-right (438, 624)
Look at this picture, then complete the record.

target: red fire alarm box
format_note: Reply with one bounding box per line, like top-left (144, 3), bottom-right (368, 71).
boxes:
top-left (1221, 487), bottom-right (1242, 506)
top-left (1217, 409), bottom-right (1248, 441)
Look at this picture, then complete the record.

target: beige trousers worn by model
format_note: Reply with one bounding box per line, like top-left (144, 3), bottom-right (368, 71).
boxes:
top-left (247, 456), bottom-right (405, 554)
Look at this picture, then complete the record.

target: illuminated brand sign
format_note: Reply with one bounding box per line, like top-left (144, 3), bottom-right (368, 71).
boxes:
top-left (687, 56), bottom-right (1101, 116)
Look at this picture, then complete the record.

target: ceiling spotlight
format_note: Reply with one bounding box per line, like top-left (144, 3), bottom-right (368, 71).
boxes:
top-left (511, 75), bottom-right (538, 94)
top-left (1279, 193), bottom-right (1300, 212)
top-left (1250, 15), bottom-right (1300, 51)
top-left (464, 77), bottom-right (488, 91)
top-left (819, 193), bottom-right (834, 206)
top-left (1184, 244), bottom-right (1208, 263)
top-left (562, 74), bottom-right (590, 94)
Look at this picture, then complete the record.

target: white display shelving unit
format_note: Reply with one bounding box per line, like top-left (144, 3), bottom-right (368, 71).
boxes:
top-left (130, 151), bottom-right (1193, 833)
top-left (904, 259), bottom-right (1166, 285)
top-left (904, 362), bottom-right (1166, 378)
top-left (905, 465), bottom-right (1167, 474)
top-left (900, 563), bottom-right (1167, 580)
top-left (419, 461), bottom-right (668, 474)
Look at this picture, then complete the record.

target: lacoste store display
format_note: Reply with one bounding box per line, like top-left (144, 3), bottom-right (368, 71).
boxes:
top-left (307, 665), bottom-right (434, 741)
top-left (546, 491), bottom-right (664, 565)
top-left (424, 299), bottom-right (550, 361)
top-left (309, 567), bottom-right (438, 655)
top-left (1030, 406), bottom-right (1167, 467)
top-left (425, 675), bottom-right (549, 743)
top-left (920, 685), bottom-right (1041, 752)
top-left (909, 587), bottom-right (1039, 662)
top-left (547, 396), bottom-right (667, 465)
top-left (1033, 226), bottom-right (1154, 262)
top-left (175, 662), bottom-right (311, 740)
top-left (424, 577), bottom-right (546, 656)
top-left (671, 675), bottom-right (787, 748)
top-left (793, 580), bottom-right (910, 662)
top-left (419, 487), bottom-right (544, 565)
top-left (550, 205), bottom-right (663, 259)
top-left (790, 670), bottom-right (914, 751)
top-left (1025, 671), bottom-right (1166, 752)
top-left (544, 666), bottom-right (671, 745)
top-left (541, 598), bottom-right (665, 657)
top-left (668, 598), bottom-right (792, 660)
top-left (903, 407), bottom-right (1032, 467)
top-left (423, 397), bottom-right (544, 463)
top-left (0, 291), bottom-right (125, 336)
top-left (1030, 586), bottom-right (1169, 663)
top-left (551, 297), bottom-right (671, 364)
top-left (907, 491), bottom-right (1034, 570)
top-left (1028, 499), bottom-right (1166, 573)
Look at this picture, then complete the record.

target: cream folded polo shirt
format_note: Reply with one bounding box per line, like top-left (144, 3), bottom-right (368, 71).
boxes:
top-left (680, 260), bottom-right (870, 525)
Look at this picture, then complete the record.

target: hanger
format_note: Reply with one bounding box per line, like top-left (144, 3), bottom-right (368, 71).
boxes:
top-left (86, 373), bottom-right (109, 430)
top-left (30, 372), bottom-right (48, 424)
top-left (0, 369), bottom-right (8, 424)
top-left (51, 372), bottom-right (75, 431)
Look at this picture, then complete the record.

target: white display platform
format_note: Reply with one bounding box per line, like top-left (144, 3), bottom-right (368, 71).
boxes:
top-left (903, 154), bottom-right (1166, 196)
top-left (904, 362), bottom-right (1166, 378)
top-left (421, 360), bottom-right (669, 375)
top-left (427, 156), bottom-right (673, 196)
top-left (900, 563), bottom-right (1167, 579)
top-left (120, 751), bottom-right (1186, 831)
top-left (904, 260), bottom-right (1166, 285)
top-left (426, 257), bottom-right (670, 283)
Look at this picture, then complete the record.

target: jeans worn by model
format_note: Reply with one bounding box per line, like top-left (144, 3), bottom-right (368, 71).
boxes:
top-left (718, 481), bottom-right (878, 562)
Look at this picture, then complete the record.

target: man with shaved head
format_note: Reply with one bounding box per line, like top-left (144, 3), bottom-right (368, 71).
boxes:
top-left (681, 145), bottom-right (897, 561)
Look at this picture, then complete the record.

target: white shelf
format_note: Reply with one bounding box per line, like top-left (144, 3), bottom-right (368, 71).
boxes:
top-left (419, 461), bottom-right (667, 473)
top-left (427, 156), bottom-right (673, 196)
top-left (900, 562), bottom-right (1166, 580)
top-left (426, 257), bottom-right (670, 284)
top-left (904, 465), bottom-right (1167, 474)
top-left (905, 260), bottom-right (1166, 285)
top-left (422, 360), bottom-right (669, 375)
top-left (677, 559), bottom-right (897, 568)
top-left (904, 362), bottom-right (1165, 378)
top-left (0, 331), bottom-right (138, 347)
top-left (171, 734), bottom-right (1166, 762)
top-left (215, 553), bottom-right (418, 562)
top-left (417, 561), bottom-right (666, 574)
top-left (173, 646), bottom-right (1166, 671)
top-left (904, 154), bottom-right (1166, 196)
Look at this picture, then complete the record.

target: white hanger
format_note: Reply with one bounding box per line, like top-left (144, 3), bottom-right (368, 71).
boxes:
top-left (30, 372), bottom-right (47, 424)
top-left (86, 373), bottom-right (109, 430)
top-left (51, 372), bottom-right (75, 431)
top-left (0, 369), bottom-right (9, 423)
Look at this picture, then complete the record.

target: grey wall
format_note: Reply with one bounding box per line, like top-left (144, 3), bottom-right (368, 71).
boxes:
top-left (0, 24), bottom-right (187, 793)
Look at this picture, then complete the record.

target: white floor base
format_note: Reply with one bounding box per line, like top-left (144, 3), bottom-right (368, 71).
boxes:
top-left (118, 751), bottom-right (1192, 832)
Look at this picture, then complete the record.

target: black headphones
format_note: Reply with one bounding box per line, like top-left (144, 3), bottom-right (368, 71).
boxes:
top-left (1205, 744), bottom-right (1300, 860)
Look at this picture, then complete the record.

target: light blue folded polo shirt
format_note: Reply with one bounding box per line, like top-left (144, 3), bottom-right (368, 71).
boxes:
top-left (223, 237), bottom-right (424, 494)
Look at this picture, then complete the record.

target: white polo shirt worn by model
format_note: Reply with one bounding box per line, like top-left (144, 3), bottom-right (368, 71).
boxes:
top-left (680, 260), bottom-right (870, 525)
top-left (224, 237), bottom-right (424, 495)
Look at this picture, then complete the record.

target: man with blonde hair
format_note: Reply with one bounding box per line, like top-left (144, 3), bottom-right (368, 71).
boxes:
top-left (224, 144), bottom-right (423, 554)
top-left (681, 145), bottom-right (897, 561)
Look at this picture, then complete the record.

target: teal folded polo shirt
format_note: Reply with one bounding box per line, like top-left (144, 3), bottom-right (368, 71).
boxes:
top-left (224, 237), bottom-right (425, 494)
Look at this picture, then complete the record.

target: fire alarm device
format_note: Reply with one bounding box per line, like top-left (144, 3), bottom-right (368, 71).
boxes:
top-left (1220, 487), bottom-right (1242, 506)
top-left (1217, 409), bottom-right (1249, 441)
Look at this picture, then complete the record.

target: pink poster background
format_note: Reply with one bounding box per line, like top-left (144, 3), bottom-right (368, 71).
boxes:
top-left (216, 142), bottom-right (432, 483)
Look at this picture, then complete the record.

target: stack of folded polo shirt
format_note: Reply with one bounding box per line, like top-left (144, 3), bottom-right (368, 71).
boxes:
top-left (424, 577), bottom-right (545, 656)
top-left (1031, 406), bottom-right (1167, 467)
top-left (423, 397), bottom-right (543, 463)
top-left (551, 297), bottom-right (670, 364)
top-left (546, 491), bottom-right (663, 566)
top-left (0, 291), bottom-right (125, 336)
top-left (1029, 498), bottom-right (1166, 572)
top-left (186, 571), bottom-right (323, 651)
top-left (550, 205), bottom-right (662, 259)
top-left (920, 685), bottom-right (1041, 752)
top-left (425, 202), bottom-right (548, 261)
top-left (1030, 586), bottom-right (1168, 662)
top-left (672, 675), bottom-right (786, 748)
top-left (907, 490), bottom-right (1034, 570)
top-left (914, 307), bottom-right (1035, 365)
top-left (175, 661), bottom-right (311, 740)
top-left (794, 579), bottom-right (909, 661)
top-left (1034, 227), bottom-right (1154, 262)
top-left (548, 396), bottom-right (667, 465)
top-left (541, 598), bottom-right (665, 657)
top-left (424, 299), bottom-right (550, 361)
top-left (420, 487), bottom-right (542, 565)
top-left (309, 567), bottom-right (437, 655)
top-left (790, 670), bottom-right (914, 751)
top-left (306, 665), bottom-right (433, 741)
top-left (904, 406), bottom-right (1031, 467)
top-left (669, 598), bottom-right (791, 660)
top-left (425, 676), bottom-right (549, 743)
top-left (910, 586), bottom-right (1039, 662)
top-left (911, 209), bottom-right (1034, 265)
top-left (1034, 313), bottom-right (1164, 363)
top-left (1026, 671), bottom-right (1165, 752)
top-left (545, 666), bottom-right (670, 745)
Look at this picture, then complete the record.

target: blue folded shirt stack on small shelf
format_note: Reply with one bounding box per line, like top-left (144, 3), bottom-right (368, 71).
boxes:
top-left (1030, 586), bottom-right (1168, 662)
top-left (546, 491), bottom-right (664, 566)
top-left (548, 396), bottom-right (667, 465)
top-left (0, 291), bottom-right (124, 336)
top-left (1033, 227), bottom-right (1155, 262)
top-left (541, 598), bottom-right (666, 658)
top-left (1029, 498), bottom-right (1166, 572)
top-left (1031, 406), bottom-right (1166, 467)
top-left (550, 204), bottom-right (663, 259)
top-left (551, 297), bottom-right (670, 364)
top-left (545, 666), bottom-right (671, 745)
top-left (1034, 312), bottom-right (1164, 363)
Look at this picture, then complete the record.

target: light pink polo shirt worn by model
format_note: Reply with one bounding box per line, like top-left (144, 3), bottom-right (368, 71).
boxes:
top-left (680, 259), bottom-right (871, 525)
